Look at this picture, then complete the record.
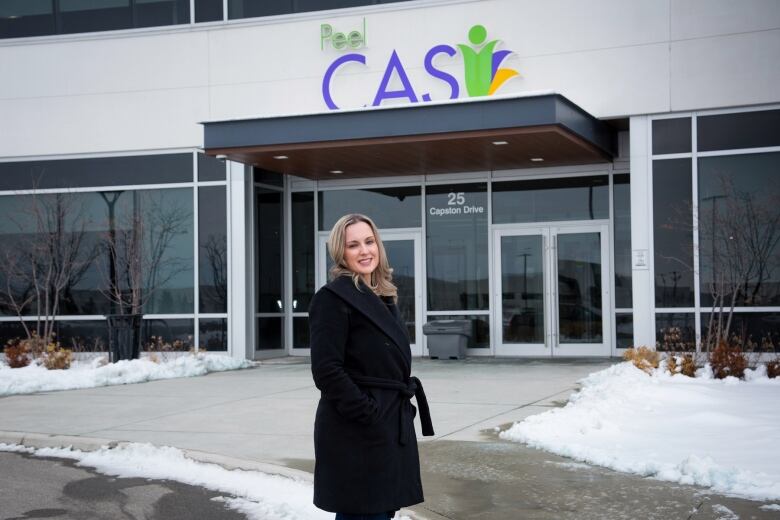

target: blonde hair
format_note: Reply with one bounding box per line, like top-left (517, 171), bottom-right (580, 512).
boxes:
top-left (328, 213), bottom-right (397, 301)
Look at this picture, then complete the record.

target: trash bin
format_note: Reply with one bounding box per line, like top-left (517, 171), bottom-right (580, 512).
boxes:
top-left (106, 314), bottom-right (142, 362)
top-left (423, 319), bottom-right (472, 360)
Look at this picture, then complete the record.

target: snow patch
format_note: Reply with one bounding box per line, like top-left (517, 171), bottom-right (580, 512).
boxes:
top-left (0, 354), bottom-right (253, 396)
top-left (500, 362), bottom-right (780, 501)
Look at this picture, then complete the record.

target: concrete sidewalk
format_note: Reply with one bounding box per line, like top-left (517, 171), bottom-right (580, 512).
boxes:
top-left (1, 358), bottom-right (775, 519)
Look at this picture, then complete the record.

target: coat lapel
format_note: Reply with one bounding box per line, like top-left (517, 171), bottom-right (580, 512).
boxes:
top-left (325, 276), bottom-right (411, 369)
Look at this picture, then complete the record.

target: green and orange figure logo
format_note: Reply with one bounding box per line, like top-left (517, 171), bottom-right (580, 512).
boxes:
top-left (458, 24), bottom-right (519, 97)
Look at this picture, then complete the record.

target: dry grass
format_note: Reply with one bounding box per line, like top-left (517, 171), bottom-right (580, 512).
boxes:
top-left (623, 346), bottom-right (660, 374)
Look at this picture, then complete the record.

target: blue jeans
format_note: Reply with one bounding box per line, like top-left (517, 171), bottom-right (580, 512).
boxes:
top-left (335, 513), bottom-right (393, 520)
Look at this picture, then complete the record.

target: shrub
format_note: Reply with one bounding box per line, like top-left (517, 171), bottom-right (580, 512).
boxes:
top-left (766, 359), bottom-right (780, 379)
top-left (623, 346), bottom-right (659, 374)
top-left (709, 342), bottom-right (747, 379)
top-left (41, 342), bottom-right (72, 370)
top-left (4, 339), bottom-right (30, 368)
top-left (665, 355), bottom-right (678, 374)
top-left (680, 354), bottom-right (697, 377)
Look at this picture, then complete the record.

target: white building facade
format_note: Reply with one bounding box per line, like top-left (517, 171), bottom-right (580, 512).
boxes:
top-left (1, 0), bottom-right (779, 360)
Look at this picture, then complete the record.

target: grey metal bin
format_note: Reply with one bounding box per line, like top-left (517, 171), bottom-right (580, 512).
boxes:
top-left (423, 319), bottom-right (472, 359)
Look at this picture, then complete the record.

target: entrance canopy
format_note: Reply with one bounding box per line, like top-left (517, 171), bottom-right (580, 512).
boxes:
top-left (202, 94), bottom-right (615, 180)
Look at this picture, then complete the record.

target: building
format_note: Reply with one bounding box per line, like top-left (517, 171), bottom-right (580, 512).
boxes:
top-left (1, 0), bottom-right (778, 360)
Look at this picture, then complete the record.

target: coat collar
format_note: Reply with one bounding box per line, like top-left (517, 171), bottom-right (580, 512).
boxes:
top-left (324, 275), bottom-right (411, 369)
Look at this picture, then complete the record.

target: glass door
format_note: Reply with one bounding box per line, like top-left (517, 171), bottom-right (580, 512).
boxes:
top-left (494, 223), bottom-right (611, 357)
top-left (318, 230), bottom-right (423, 355)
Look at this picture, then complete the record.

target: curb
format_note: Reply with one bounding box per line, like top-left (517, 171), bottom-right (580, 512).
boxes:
top-left (0, 430), bottom-right (428, 519)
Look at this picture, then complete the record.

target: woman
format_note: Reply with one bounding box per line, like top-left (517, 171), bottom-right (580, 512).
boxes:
top-left (309, 214), bottom-right (434, 520)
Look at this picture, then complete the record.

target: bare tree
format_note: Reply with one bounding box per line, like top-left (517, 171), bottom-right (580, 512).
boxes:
top-left (0, 192), bottom-right (97, 343)
top-left (698, 177), bottom-right (780, 352)
top-left (203, 233), bottom-right (227, 309)
top-left (100, 190), bottom-right (192, 316)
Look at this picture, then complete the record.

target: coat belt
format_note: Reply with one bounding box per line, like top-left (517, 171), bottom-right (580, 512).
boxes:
top-left (347, 373), bottom-right (435, 445)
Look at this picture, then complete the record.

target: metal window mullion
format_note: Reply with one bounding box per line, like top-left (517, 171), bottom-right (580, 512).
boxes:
top-left (692, 113), bottom-right (702, 351)
top-left (190, 0), bottom-right (195, 24)
top-left (283, 172), bottom-right (293, 352)
top-left (223, 0), bottom-right (228, 20)
top-left (486, 172), bottom-right (494, 354)
top-left (608, 168), bottom-right (617, 355)
top-left (193, 153), bottom-right (200, 351)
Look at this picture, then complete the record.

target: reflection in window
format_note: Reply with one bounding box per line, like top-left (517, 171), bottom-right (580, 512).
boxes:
top-left (427, 315), bottom-right (489, 348)
top-left (616, 313), bottom-right (633, 349)
top-left (142, 318), bottom-right (193, 352)
top-left (135, 0), bottom-right (189, 28)
top-left (198, 153), bottom-right (226, 181)
top-left (293, 316), bottom-right (309, 349)
top-left (557, 232), bottom-right (602, 344)
top-left (698, 109), bottom-right (780, 152)
top-left (59, 0), bottom-right (133, 34)
top-left (256, 188), bottom-right (283, 313)
top-left (500, 235), bottom-right (544, 343)
top-left (318, 187), bottom-right (421, 231)
top-left (653, 159), bottom-right (694, 307)
top-left (195, 0), bottom-right (223, 22)
top-left (199, 186), bottom-right (227, 313)
top-left (652, 118), bottom-right (691, 155)
top-left (292, 193), bottom-right (314, 312)
top-left (426, 183), bottom-right (488, 311)
top-left (655, 313), bottom-right (696, 351)
top-left (698, 152), bottom-right (780, 307)
top-left (57, 320), bottom-right (109, 352)
top-left (383, 239), bottom-right (415, 342)
top-left (257, 317), bottom-right (283, 350)
top-left (0, 154), bottom-right (193, 191)
top-left (199, 318), bottom-right (227, 351)
top-left (493, 176), bottom-right (608, 224)
top-left (228, 0), bottom-right (291, 18)
top-left (0, 0), bottom-right (55, 38)
top-left (701, 313), bottom-right (779, 353)
top-left (613, 175), bottom-right (632, 308)
top-left (0, 188), bottom-right (194, 317)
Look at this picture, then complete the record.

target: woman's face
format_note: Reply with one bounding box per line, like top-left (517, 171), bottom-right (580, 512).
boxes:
top-left (343, 221), bottom-right (379, 282)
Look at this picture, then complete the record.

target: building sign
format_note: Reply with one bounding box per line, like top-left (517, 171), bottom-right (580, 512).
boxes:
top-left (633, 249), bottom-right (649, 270)
top-left (320, 19), bottom-right (366, 50)
top-left (429, 191), bottom-right (485, 217)
top-left (321, 24), bottom-right (519, 110)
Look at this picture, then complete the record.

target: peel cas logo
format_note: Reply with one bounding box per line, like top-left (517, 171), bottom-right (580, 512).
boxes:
top-left (321, 24), bottom-right (519, 110)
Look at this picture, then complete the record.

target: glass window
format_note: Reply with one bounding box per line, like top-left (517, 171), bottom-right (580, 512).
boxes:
top-left (701, 312), bottom-right (779, 353)
top-left (56, 320), bottom-right (109, 352)
top-left (655, 313), bottom-right (696, 351)
top-left (318, 187), bottom-right (421, 231)
top-left (292, 192), bottom-right (314, 312)
top-left (59, 0), bottom-right (133, 34)
top-left (426, 183), bottom-right (488, 311)
top-left (198, 154), bottom-right (226, 182)
top-left (613, 175), bottom-right (632, 308)
top-left (698, 152), bottom-right (780, 307)
top-left (0, 154), bottom-right (193, 191)
top-left (698, 109), bottom-right (780, 152)
top-left (0, 321), bottom-right (29, 346)
top-left (652, 117), bottom-right (691, 155)
top-left (199, 186), bottom-right (227, 313)
top-left (142, 318), bottom-right (193, 352)
top-left (653, 159), bottom-right (694, 307)
top-left (492, 176), bottom-right (609, 224)
top-left (134, 0), bottom-right (189, 28)
top-left (293, 316), bottom-right (309, 349)
top-left (426, 315), bottom-right (489, 348)
top-left (0, 0), bottom-right (56, 38)
top-left (257, 316), bottom-right (283, 350)
top-left (195, 0), bottom-right (223, 22)
top-left (256, 188), bottom-right (283, 313)
top-left (254, 167), bottom-right (283, 187)
top-left (295, 0), bottom-right (366, 12)
top-left (615, 313), bottom-right (633, 349)
top-left (199, 318), bottom-right (227, 351)
top-left (228, 0), bottom-right (291, 18)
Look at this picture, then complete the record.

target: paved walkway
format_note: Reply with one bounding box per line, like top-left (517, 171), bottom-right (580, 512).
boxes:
top-left (1, 358), bottom-right (776, 519)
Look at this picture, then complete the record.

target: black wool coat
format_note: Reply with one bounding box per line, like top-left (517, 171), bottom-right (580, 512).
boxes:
top-left (309, 275), bottom-right (434, 514)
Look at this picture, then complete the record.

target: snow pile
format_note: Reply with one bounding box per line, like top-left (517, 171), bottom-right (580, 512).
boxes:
top-left (0, 354), bottom-right (253, 396)
top-left (0, 443), bottom-right (413, 520)
top-left (0, 442), bottom-right (326, 520)
top-left (500, 362), bottom-right (780, 501)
